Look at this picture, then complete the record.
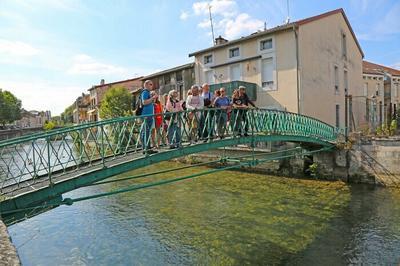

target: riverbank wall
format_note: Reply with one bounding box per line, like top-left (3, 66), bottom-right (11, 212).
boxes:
top-left (0, 127), bottom-right (44, 141)
top-left (0, 220), bottom-right (20, 265)
top-left (177, 139), bottom-right (400, 187)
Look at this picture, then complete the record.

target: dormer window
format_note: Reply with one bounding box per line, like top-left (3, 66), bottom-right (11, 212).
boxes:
top-left (204, 54), bottom-right (212, 64)
top-left (260, 39), bottom-right (272, 50)
top-left (229, 47), bottom-right (240, 58)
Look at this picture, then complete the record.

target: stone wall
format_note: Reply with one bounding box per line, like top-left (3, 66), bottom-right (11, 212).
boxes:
top-left (0, 220), bottom-right (20, 265)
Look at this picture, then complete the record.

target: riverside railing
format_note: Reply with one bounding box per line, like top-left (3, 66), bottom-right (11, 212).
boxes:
top-left (0, 108), bottom-right (337, 194)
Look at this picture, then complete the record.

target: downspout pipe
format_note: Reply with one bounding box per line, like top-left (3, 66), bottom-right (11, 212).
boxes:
top-left (293, 25), bottom-right (300, 114)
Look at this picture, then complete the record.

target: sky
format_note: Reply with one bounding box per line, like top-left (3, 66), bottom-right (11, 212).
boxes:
top-left (0, 0), bottom-right (399, 115)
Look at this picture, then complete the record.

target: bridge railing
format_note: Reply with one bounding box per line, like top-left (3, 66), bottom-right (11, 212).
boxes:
top-left (0, 108), bottom-right (336, 194)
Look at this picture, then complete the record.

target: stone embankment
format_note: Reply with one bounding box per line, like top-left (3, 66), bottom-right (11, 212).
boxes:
top-left (178, 138), bottom-right (400, 187)
top-left (0, 220), bottom-right (20, 265)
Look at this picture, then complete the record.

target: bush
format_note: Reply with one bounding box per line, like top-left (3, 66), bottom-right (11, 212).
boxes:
top-left (43, 120), bottom-right (56, 131)
top-left (390, 119), bottom-right (397, 136)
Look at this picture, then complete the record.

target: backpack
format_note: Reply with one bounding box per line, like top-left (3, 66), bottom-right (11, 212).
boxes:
top-left (134, 89), bottom-right (144, 116)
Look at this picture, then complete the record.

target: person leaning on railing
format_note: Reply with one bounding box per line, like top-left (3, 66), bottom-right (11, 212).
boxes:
top-left (238, 85), bottom-right (256, 136)
top-left (150, 91), bottom-right (163, 150)
top-left (186, 85), bottom-right (204, 143)
top-left (214, 87), bottom-right (231, 139)
top-left (231, 89), bottom-right (246, 136)
top-left (165, 89), bottom-right (184, 149)
top-left (200, 83), bottom-right (215, 141)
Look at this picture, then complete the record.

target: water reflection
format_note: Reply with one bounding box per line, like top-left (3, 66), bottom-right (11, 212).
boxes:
top-left (8, 162), bottom-right (400, 265)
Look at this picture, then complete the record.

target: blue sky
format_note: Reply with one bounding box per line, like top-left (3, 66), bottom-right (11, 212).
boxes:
top-left (1, 0), bottom-right (399, 115)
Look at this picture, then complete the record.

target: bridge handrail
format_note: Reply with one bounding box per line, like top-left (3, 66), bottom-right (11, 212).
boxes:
top-left (0, 108), bottom-right (337, 194)
top-left (0, 108), bottom-right (336, 147)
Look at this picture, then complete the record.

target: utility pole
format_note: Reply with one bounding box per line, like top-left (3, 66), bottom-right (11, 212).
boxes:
top-left (209, 4), bottom-right (215, 45)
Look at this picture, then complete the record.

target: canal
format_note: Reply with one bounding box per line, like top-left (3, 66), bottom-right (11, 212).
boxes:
top-left (7, 161), bottom-right (400, 265)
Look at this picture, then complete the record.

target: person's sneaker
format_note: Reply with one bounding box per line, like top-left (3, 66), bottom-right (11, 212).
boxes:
top-left (244, 133), bottom-right (249, 137)
top-left (169, 145), bottom-right (176, 149)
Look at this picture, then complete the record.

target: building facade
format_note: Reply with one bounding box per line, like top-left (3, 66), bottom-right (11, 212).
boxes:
top-left (15, 109), bottom-right (52, 128)
top-left (73, 93), bottom-right (90, 124)
top-left (141, 63), bottom-right (195, 100)
top-left (189, 8), bottom-right (365, 130)
top-left (87, 77), bottom-right (143, 121)
top-left (362, 60), bottom-right (400, 128)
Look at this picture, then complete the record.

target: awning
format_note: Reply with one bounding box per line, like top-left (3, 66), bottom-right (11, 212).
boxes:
top-left (87, 109), bottom-right (97, 114)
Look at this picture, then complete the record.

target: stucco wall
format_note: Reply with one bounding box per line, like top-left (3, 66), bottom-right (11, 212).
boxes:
top-left (298, 12), bottom-right (364, 128)
top-left (193, 29), bottom-right (298, 110)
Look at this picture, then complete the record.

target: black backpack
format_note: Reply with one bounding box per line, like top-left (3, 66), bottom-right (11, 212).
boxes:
top-left (134, 89), bottom-right (144, 116)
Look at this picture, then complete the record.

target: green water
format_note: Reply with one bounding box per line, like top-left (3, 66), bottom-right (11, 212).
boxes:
top-left (8, 162), bottom-right (400, 265)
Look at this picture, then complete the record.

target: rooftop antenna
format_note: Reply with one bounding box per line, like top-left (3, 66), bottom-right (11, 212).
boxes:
top-left (285, 0), bottom-right (290, 23)
top-left (264, 21), bottom-right (267, 30)
top-left (209, 4), bottom-right (216, 45)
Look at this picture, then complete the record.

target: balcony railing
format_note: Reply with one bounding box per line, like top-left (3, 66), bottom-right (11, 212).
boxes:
top-left (210, 81), bottom-right (257, 101)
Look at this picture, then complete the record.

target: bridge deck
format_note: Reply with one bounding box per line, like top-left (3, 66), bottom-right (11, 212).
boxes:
top-left (0, 109), bottom-right (338, 215)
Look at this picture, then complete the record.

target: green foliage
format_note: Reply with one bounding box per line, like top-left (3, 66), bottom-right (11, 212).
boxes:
top-left (308, 163), bottom-right (318, 177)
top-left (99, 86), bottom-right (133, 119)
top-left (390, 119), bottom-right (397, 136)
top-left (0, 89), bottom-right (22, 126)
top-left (43, 120), bottom-right (56, 131)
top-left (61, 105), bottom-right (74, 124)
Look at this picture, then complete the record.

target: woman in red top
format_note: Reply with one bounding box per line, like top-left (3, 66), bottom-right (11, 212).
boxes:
top-left (151, 91), bottom-right (163, 149)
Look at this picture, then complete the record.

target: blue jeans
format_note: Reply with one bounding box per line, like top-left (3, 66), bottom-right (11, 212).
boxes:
top-left (167, 122), bottom-right (181, 146)
top-left (217, 110), bottom-right (228, 137)
top-left (141, 117), bottom-right (153, 150)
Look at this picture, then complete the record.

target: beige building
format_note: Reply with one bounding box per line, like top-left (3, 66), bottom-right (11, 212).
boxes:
top-left (72, 93), bottom-right (90, 124)
top-left (141, 63), bottom-right (195, 101)
top-left (362, 60), bottom-right (400, 128)
top-left (189, 8), bottom-right (365, 130)
top-left (88, 77), bottom-right (143, 121)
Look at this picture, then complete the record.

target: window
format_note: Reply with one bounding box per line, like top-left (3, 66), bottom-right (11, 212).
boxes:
top-left (334, 66), bottom-right (339, 94)
top-left (395, 83), bottom-right (399, 98)
top-left (260, 39), bottom-right (272, 50)
top-left (204, 54), bottom-right (212, 64)
top-left (205, 70), bottom-right (214, 85)
top-left (261, 57), bottom-right (274, 90)
top-left (344, 70), bottom-right (348, 95)
top-left (376, 83), bottom-right (380, 96)
top-left (230, 64), bottom-right (241, 81)
top-left (336, 104), bottom-right (340, 127)
top-left (229, 47), bottom-right (240, 58)
top-left (342, 33), bottom-right (347, 58)
top-left (363, 83), bottom-right (368, 97)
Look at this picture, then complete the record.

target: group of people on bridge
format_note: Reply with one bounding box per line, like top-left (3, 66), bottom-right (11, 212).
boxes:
top-left (138, 80), bottom-right (256, 154)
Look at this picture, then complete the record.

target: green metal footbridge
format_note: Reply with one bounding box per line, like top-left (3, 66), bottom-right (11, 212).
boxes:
top-left (0, 108), bottom-right (338, 224)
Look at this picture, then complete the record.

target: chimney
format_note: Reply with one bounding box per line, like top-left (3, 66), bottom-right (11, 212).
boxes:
top-left (215, 35), bottom-right (228, 45)
top-left (100, 79), bottom-right (105, 85)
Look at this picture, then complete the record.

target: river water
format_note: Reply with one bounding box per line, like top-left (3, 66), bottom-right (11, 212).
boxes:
top-left (7, 161), bottom-right (400, 265)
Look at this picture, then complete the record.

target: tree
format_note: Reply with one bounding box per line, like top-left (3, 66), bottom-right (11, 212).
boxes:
top-left (61, 104), bottom-right (74, 124)
top-left (0, 89), bottom-right (22, 126)
top-left (99, 86), bottom-right (133, 119)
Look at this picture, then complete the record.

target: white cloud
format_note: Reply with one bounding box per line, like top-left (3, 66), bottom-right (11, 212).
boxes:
top-left (193, 0), bottom-right (238, 17)
top-left (68, 54), bottom-right (126, 75)
top-left (0, 39), bottom-right (39, 56)
top-left (188, 0), bottom-right (264, 40)
top-left (180, 11), bottom-right (189, 20)
top-left (220, 14), bottom-right (264, 39)
top-left (392, 62), bottom-right (400, 70)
